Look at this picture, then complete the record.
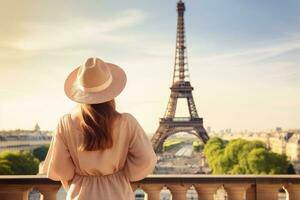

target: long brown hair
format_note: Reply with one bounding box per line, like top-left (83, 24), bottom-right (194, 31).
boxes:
top-left (79, 99), bottom-right (120, 151)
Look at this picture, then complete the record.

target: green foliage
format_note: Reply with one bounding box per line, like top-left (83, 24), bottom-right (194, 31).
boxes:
top-left (287, 163), bottom-right (296, 174)
top-left (247, 148), bottom-right (289, 174)
top-left (0, 160), bottom-right (13, 175)
top-left (0, 151), bottom-right (40, 175)
top-left (203, 137), bottom-right (291, 174)
top-left (203, 137), bottom-right (226, 173)
top-left (32, 145), bottom-right (49, 161)
top-left (163, 139), bottom-right (183, 151)
top-left (192, 140), bottom-right (203, 152)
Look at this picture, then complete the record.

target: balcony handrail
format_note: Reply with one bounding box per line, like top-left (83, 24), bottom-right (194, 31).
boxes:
top-left (1, 175), bottom-right (300, 200)
top-left (1, 174), bottom-right (300, 183)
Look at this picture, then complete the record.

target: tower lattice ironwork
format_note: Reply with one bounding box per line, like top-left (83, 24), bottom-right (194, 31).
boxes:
top-left (151, 0), bottom-right (209, 152)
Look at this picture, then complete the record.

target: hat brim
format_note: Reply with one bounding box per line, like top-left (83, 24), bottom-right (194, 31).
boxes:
top-left (64, 62), bottom-right (127, 104)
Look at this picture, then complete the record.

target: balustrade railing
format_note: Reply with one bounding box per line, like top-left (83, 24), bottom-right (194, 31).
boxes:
top-left (1, 174), bottom-right (300, 200)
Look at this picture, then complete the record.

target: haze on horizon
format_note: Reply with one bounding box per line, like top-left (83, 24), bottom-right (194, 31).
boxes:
top-left (0, 0), bottom-right (299, 133)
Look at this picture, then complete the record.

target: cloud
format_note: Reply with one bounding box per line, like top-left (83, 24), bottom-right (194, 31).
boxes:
top-left (195, 37), bottom-right (300, 68)
top-left (7, 10), bottom-right (147, 51)
top-left (186, 36), bottom-right (300, 85)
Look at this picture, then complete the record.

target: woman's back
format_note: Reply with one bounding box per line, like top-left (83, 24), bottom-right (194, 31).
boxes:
top-left (42, 110), bottom-right (157, 200)
top-left (68, 109), bottom-right (155, 176)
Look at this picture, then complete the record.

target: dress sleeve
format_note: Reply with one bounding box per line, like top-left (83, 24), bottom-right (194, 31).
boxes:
top-left (124, 114), bottom-right (157, 182)
top-left (41, 116), bottom-right (75, 184)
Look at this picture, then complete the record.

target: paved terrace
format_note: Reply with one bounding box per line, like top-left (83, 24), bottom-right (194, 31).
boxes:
top-left (1, 175), bottom-right (300, 200)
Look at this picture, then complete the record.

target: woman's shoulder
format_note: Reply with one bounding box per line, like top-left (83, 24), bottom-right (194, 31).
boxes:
top-left (55, 113), bottom-right (70, 127)
top-left (120, 112), bottom-right (134, 119)
top-left (58, 111), bottom-right (139, 131)
top-left (119, 112), bottom-right (140, 127)
top-left (56, 112), bottom-right (81, 132)
top-left (119, 112), bottom-right (137, 121)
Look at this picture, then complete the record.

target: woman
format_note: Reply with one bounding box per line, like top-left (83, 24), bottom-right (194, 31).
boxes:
top-left (42, 57), bottom-right (157, 200)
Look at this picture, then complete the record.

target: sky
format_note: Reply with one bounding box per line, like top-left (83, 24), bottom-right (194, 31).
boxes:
top-left (0, 0), bottom-right (300, 133)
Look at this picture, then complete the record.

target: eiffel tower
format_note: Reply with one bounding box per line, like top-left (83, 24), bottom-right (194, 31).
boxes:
top-left (151, 0), bottom-right (209, 152)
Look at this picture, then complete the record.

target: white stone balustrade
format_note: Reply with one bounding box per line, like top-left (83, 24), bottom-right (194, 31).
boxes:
top-left (1, 175), bottom-right (300, 200)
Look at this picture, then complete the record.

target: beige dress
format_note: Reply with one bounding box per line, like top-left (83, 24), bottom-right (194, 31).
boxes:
top-left (41, 112), bottom-right (157, 200)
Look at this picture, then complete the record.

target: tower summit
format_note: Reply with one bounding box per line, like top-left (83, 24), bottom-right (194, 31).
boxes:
top-left (151, 0), bottom-right (209, 152)
top-left (175, 0), bottom-right (187, 82)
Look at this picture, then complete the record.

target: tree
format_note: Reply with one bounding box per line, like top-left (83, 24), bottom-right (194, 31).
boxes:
top-left (247, 148), bottom-right (289, 174)
top-left (32, 145), bottom-right (49, 161)
top-left (0, 151), bottom-right (40, 175)
top-left (0, 160), bottom-right (13, 175)
top-left (203, 137), bottom-right (291, 174)
top-left (287, 163), bottom-right (296, 174)
top-left (203, 137), bottom-right (227, 174)
top-left (192, 140), bottom-right (203, 152)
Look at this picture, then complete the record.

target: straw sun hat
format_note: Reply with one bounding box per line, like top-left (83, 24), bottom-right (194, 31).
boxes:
top-left (64, 57), bottom-right (127, 104)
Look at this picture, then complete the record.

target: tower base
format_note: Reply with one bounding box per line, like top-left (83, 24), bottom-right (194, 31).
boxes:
top-left (151, 117), bottom-right (209, 153)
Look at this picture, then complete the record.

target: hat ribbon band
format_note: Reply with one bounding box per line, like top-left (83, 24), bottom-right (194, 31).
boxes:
top-left (77, 75), bottom-right (112, 93)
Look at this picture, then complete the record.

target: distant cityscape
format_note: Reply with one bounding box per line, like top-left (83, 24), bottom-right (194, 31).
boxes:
top-left (1, 124), bottom-right (297, 199)
top-left (1, 123), bottom-right (299, 174)
top-left (0, 124), bottom-right (52, 152)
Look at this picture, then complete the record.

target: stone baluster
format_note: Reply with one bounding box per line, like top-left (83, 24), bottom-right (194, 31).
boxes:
top-left (141, 184), bottom-right (163, 200)
top-left (256, 184), bottom-right (281, 200)
top-left (168, 184), bottom-right (190, 200)
top-left (245, 185), bottom-right (256, 200)
top-left (38, 184), bottom-right (61, 200)
top-left (224, 184), bottom-right (251, 200)
top-left (194, 184), bottom-right (220, 200)
top-left (0, 184), bottom-right (32, 200)
top-left (285, 184), bottom-right (300, 200)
